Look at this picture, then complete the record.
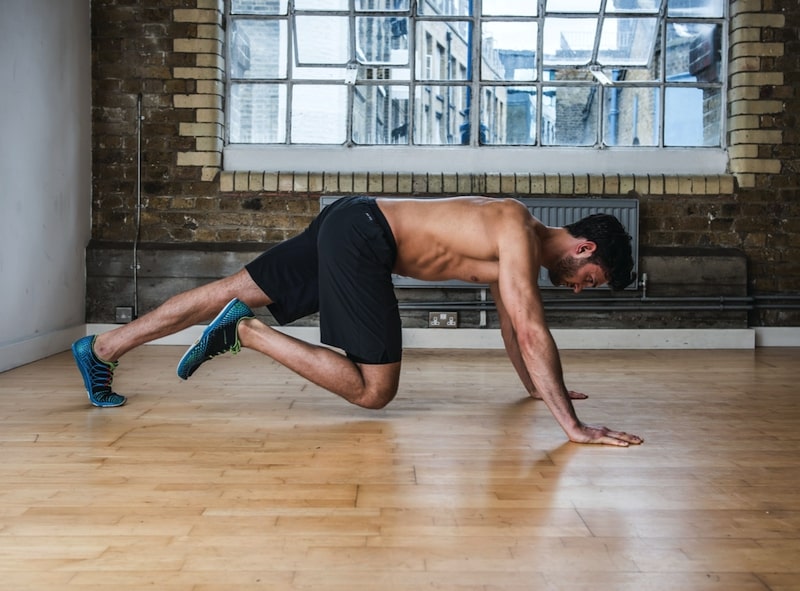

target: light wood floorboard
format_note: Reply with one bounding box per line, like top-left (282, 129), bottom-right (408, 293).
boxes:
top-left (0, 346), bottom-right (799, 590)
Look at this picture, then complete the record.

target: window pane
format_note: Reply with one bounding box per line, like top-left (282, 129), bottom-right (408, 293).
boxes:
top-left (291, 85), bottom-right (347, 143)
top-left (229, 84), bottom-right (286, 143)
top-left (481, 86), bottom-right (537, 145)
top-left (414, 85), bottom-right (468, 145)
top-left (665, 86), bottom-right (720, 146)
top-left (481, 22), bottom-right (537, 81)
top-left (295, 16), bottom-right (349, 65)
top-left (357, 0), bottom-right (409, 10)
top-left (607, 0), bottom-right (662, 13)
top-left (357, 17), bottom-right (409, 65)
top-left (416, 22), bottom-right (471, 81)
top-left (418, 0), bottom-right (473, 16)
top-left (597, 17), bottom-right (657, 66)
top-left (668, 0), bottom-right (723, 18)
top-left (543, 17), bottom-right (597, 66)
top-left (295, 0), bottom-right (347, 9)
top-left (666, 22), bottom-right (720, 82)
top-left (230, 20), bottom-right (287, 79)
top-left (353, 85), bottom-right (410, 144)
top-left (231, 0), bottom-right (288, 15)
top-left (293, 65), bottom-right (350, 81)
top-left (542, 86), bottom-right (597, 146)
top-left (546, 0), bottom-right (601, 13)
top-left (482, 0), bottom-right (537, 16)
top-left (603, 86), bottom-right (659, 146)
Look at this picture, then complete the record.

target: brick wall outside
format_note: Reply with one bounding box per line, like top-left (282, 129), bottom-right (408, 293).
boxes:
top-left (90, 0), bottom-right (800, 326)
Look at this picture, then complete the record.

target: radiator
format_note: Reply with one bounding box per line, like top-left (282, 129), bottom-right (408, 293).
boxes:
top-left (320, 196), bottom-right (639, 290)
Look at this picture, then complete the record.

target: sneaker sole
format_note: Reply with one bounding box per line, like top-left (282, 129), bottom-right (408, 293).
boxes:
top-left (176, 298), bottom-right (243, 380)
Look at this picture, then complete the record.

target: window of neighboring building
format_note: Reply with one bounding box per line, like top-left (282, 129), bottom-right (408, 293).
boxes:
top-left (224, 0), bottom-right (727, 174)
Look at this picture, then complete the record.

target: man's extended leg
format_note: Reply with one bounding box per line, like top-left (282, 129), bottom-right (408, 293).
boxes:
top-left (72, 269), bottom-right (270, 406)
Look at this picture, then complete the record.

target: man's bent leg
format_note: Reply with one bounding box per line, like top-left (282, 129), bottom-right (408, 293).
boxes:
top-left (237, 319), bottom-right (401, 409)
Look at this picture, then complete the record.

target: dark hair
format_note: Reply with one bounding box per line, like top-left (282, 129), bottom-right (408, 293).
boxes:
top-left (565, 213), bottom-right (635, 291)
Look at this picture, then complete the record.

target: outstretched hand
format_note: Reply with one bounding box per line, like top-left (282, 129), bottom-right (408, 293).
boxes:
top-left (569, 422), bottom-right (644, 447)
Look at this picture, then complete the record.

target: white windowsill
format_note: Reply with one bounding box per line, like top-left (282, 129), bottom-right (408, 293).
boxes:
top-left (224, 145), bottom-right (729, 176)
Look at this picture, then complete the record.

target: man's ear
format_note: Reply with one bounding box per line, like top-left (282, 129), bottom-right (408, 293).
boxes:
top-left (575, 241), bottom-right (597, 258)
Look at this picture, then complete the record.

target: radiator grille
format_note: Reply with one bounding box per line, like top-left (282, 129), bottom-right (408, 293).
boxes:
top-left (320, 196), bottom-right (639, 290)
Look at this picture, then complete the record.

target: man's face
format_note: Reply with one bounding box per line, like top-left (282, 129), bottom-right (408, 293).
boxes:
top-left (548, 256), bottom-right (608, 294)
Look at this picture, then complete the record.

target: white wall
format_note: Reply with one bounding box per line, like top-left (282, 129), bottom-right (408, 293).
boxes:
top-left (0, 0), bottom-right (91, 372)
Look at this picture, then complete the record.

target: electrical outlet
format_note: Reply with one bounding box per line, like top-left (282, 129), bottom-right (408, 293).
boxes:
top-left (428, 311), bottom-right (458, 328)
top-left (115, 306), bottom-right (134, 324)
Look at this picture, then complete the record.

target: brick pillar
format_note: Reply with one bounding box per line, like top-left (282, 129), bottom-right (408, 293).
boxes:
top-left (727, 1), bottom-right (786, 188)
top-left (173, 0), bottom-right (224, 182)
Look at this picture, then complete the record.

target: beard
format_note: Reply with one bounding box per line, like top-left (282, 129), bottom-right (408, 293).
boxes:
top-left (548, 256), bottom-right (587, 287)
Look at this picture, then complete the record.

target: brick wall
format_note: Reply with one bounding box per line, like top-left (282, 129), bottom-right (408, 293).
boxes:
top-left (89, 0), bottom-right (800, 327)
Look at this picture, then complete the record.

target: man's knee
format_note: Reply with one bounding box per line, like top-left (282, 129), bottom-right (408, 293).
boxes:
top-left (358, 384), bottom-right (398, 410)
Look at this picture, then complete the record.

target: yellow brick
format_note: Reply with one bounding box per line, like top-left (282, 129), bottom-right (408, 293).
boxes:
top-left (544, 174), bottom-right (560, 194)
top-left (588, 175), bottom-right (603, 195)
top-left (174, 94), bottom-right (222, 109)
top-left (731, 42), bottom-right (784, 60)
top-left (382, 173), bottom-right (398, 193)
top-left (515, 173), bottom-right (530, 194)
top-left (729, 157), bottom-right (782, 174)
top-left (196, 0), bottom-right (223, 12)
top-left (728, 86), bottom-right (761, 102)
top-left (728, 56), bottom-right (761, 73)
top-left (705, 175), bottom-right (720, 195)
top-left (457, 174), bottom-right (472, 194)
top-left (219, 171), bottom-right (234, 192)
top-left (486, 173), bottom-right (501, 194)
top-left (732, 173), bottom-right (754, 188)
top-left (196, 137), bottom-right (222, 152)
top-left (201, 166), bottom-right (219, 182)
top-left (279, 172), bottom-right (295, 192)
top-left (173, 67), bottom-right (221, 80)
top-left (197, 53), bottom-right (225, 69)
top-left (234, 171), bottom-right (249, 191)
top-left (197, 80), bottom-right (225, 95)
top-left (730, 0), bottom-right (762, 16)
top-left (730, 129), bottom-right (782, 145)
top-left (367, 172), bottom-right (383, 193)
top-left (559, 174), bottom-right (574, 195)
top-left (173, 9), bottom-right (220, 24)
top-left (729, 99), bottom-right (783, 115)
top-left (397, 173), bottom-right (412, 193)
top-left (648, 175), bottom-right (664, 195)
top-left (442, 173), bottom-right (458, 193)
top-left (573, 174), bottom-right (589, 195)
top-left (339, 173), bottom-right (354, 193)
top-left (500, 173), bottom-right (515, 194)
top-left (731, 12), bottom-right (784, 30)
top-left (412, 173), bottom-right (428, 193)
top-left (249, 172), bottom-right (264, 192)
top-left (179, 122), bottom-right (222, 138)
top-left (730, 72), bottom-right (783, 87)
top-left (197, 24), bottom-right (224, 41)
top-left (728, 114), bottom-right (761, 131)
top-left (264, 172), bottom-right (279, 192)
top-left (293, 172), bottom-right (309, 192)
top-left (730, 27), bottom-right (761, 45)
top-left (619, 175), bottom-right (635, 194)
top-left (308, 172), bottom-right (324, 193)
top-left (663, 176), bottom-right (679, 194)
top-left (727, 144), bottom-right (759, 159)
top-left (604, 174), bottom-right (620, 194)
top-left (322, 172), bottom-right (338, 193)
top-left (174, 38), bottom-right (222, 54)
top-left (428, 173), bottom-right (443, 193)
top-left (196, 108), bottom-right (223, 124)
top-left (177, 151), bottom-right (221, 167)
top-left (634, 175), bottom-right (649, 195)
top-left (352, 172), bottom-right (368, 193)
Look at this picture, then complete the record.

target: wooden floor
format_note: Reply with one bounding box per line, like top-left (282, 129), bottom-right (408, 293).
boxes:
top-left (1, 346), bottom-right (799, 591)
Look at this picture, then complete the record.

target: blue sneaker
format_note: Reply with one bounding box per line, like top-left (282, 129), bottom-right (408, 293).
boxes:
top-left (71, 336), bottom-right (127, 407)
top-left (177, 298), bottom-right (255, 380)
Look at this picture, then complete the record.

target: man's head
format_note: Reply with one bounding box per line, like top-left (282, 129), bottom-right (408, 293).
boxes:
top-left (549, 213), bottom-right (635, 292)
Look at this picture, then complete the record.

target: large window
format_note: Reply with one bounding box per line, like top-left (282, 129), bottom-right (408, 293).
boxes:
top-left (225, 0), bottom-right (726, 173)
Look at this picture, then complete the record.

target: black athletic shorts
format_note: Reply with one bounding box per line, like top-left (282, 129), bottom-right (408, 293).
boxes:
top-left (244, 196), bottom-right (401, 365)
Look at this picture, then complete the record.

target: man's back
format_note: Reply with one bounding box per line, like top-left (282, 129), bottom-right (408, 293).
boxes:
top-left (376, 197), bottom-right (543, 284)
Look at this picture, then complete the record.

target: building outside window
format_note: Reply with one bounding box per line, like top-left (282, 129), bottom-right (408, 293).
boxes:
top-left (225, 0), bottom-right (726, 174)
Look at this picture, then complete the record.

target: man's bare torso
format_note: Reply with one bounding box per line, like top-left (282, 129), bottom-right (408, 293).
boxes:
top-left (376, 197), bottom-right (544, 284)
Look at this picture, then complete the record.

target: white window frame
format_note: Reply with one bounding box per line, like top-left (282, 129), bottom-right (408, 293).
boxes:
top-left (223, 0), bottom-right (729, 176)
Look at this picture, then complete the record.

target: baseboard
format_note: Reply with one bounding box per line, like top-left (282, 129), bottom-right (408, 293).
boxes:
top-left (5, 325), bottom-right (794, 373)
top-left (0, 325), bottom-right (86, 373)
top-left (86, 324), bottom-right (761, 350)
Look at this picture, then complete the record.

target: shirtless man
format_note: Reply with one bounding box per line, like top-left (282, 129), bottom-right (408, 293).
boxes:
top-left (72, 196), bottom-right (643, 447)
